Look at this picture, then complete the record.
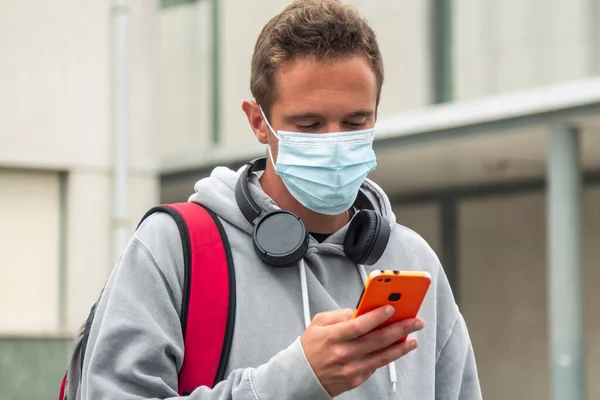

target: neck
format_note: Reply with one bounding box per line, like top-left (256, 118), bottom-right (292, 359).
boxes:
top-left (259, 166), bottom-right (350, 234)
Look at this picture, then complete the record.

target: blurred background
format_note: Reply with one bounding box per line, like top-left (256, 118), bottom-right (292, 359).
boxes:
top-left (1, 0), bottom-right (599, 399)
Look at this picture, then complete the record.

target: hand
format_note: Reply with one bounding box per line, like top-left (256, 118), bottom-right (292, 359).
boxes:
top-left (300, 306), bottom-right (423, 398)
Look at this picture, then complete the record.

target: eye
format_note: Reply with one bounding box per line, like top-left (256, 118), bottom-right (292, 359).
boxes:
top-left (345, 121), bottom-right (367, 129)
top-left (296, 122), bottom-right (320, 130)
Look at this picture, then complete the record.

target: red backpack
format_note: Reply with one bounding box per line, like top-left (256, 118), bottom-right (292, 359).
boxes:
top-left (59, 202), bottom-right (236, 399)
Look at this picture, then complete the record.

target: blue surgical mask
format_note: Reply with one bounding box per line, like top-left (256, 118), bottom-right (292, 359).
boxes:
top-left (261, 108), bottom-right (377, 215)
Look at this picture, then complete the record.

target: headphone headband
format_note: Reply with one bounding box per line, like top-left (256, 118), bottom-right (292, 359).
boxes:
top-left (235, 157), bottom-right (267, 225)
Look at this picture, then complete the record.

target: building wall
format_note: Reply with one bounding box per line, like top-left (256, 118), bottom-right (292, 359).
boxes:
top-left (157, 1), bottom-right (212, 157)
top-left (0, 1), bottom-right (159, 398)
top-left (454, 0), bottom-right (594, 100)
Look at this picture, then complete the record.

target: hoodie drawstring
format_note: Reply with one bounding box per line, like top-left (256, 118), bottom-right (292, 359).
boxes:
top-left (388, 357), bottom-right (398, 394)
top-left (357, 264), bottom-right (369, 284)
top-left (299, 259), bottom-right (311, 329)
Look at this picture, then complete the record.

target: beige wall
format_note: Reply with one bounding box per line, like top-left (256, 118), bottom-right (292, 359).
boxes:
top-left (454, 0), bottom-right (593, 100)
top-left (0, 0), bottom-right (160, 335)
top-left (0, 0), bottom-right (157, 172)
top-left (0, 1), bottom-right (110, 169)
top-left (157, 1), bottom-right (212, 158)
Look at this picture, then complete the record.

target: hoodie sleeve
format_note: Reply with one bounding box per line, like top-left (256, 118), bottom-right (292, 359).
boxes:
top-left (434, 311), bottom-right (483, 400)
top-left (80, 212), bottom-right (332, 400)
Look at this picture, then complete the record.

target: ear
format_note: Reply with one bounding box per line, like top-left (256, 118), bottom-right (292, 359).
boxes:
top-left (242, 100), bottom-right (269, 145)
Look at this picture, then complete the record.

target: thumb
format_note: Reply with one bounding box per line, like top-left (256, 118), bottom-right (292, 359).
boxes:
top-left (312, 308), bottom-right (354, 327)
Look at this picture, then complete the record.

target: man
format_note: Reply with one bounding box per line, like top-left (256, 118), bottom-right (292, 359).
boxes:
top-left (80, 0), bottom-right (482, 398)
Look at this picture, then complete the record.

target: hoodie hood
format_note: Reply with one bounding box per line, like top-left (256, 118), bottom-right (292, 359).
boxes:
top-left (188, 161), bottom-right (397, 248)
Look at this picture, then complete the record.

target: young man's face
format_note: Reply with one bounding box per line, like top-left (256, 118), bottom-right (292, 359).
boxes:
top-left (245, 54), bottom-right (378, 153)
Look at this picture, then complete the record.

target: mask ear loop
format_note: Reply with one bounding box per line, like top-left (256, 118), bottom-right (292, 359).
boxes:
top-left (260, 106), bottom-right (280, 168)
top-left (267, 145), bottom-right (277, 169)
top-left (259, 106), bottom-right (279, 138)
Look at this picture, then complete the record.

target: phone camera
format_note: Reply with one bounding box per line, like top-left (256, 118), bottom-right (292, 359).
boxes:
top-left (388, 293), bottom-right (401, 302)
top-left (384, 278), bottom-right (391, 283)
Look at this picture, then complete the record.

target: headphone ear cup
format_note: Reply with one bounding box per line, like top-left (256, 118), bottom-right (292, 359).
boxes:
top-left (343, 210), bottom-right (390, 265)
top-left (344, 210), bottom-right (378, 264)
top-left (252, 210), bottom-right (309, 268)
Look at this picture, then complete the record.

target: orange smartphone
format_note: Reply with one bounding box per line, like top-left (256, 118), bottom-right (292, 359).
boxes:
top-left (353, 270), bottom-right (431, 342)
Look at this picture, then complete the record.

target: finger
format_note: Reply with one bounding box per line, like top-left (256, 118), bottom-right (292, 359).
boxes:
top-left (363, 338), bottom-right (419, 371)
top-left (357, 318), bottom-right (424, 354)
top-left (333, 305), bottom-right (395, 341)
top-left (312, 308), bottom-right (354, 327)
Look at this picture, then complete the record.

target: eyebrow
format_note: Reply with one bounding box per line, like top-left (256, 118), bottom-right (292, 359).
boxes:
top-left (346, 110), bottom-right (374, 118)
top-left (283, 110), bottom-right (374, 123)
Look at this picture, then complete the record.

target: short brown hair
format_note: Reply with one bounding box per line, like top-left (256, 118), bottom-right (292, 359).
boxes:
top-left (250, 0), bottom-right (384, 117)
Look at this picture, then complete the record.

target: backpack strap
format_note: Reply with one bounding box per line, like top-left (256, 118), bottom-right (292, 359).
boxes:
top-left (59, 375), bottom-right (66, 400)
top-left (141, 202), bottom-right (236, 394)
top-left (58, 202), bottom-right (235, 400)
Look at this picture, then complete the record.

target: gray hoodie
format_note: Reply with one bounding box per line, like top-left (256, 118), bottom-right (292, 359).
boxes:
top-left (80, 165), bottom-right (482, 399)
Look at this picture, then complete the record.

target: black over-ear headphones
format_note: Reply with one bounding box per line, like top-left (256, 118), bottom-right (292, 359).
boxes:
top-left (234, 158), bottom-right (391, 268)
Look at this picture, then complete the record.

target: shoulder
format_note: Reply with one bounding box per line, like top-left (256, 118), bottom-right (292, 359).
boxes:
top-left (132, 210), bottom-right (186, 291)
top-left (135, 210), bottom-right (182, 246)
